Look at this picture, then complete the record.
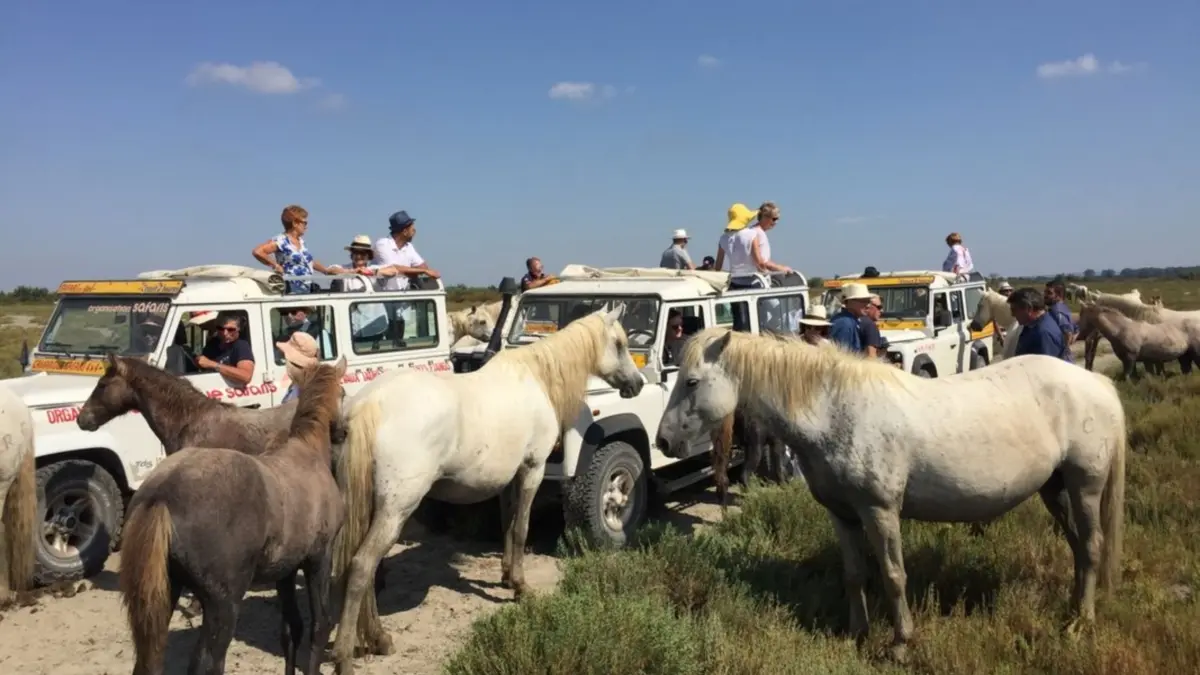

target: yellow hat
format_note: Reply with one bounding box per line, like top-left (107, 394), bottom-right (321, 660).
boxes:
top-left (726, 203), bottom-right (758, 232)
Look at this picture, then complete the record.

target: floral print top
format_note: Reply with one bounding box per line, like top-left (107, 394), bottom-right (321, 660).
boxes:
top-left (272, 234), bottom-right (314, 294)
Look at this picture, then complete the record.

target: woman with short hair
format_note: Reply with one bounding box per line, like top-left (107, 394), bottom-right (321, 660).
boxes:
top-left (252, 204), bottom-right (333, 294)
top-left (942, 232), bottom-right (974, 278)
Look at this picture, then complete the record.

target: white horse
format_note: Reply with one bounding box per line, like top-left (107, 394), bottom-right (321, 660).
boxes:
top-left (1066, 282), bottom-right (1090, 302)
top-left (0, 385), bottom-right (37, 602)
top-left (447, 301), bottom-right (499, 344)
top-left (655, 328), bottom-right (1126, 661)
top-left (1082, 291), bottom-right (1200, 370)
top-left (329, 305), bottom-right (645, 672)
top-left (968, 289), bottom-right (1022, 361)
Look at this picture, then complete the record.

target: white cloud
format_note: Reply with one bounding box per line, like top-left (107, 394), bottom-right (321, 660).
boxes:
top-left (548, 81), bottom-right (623, 102)
top-left (186, 61), bottom-right (319, 94)
top-left (1036, 53), bottom-right (1142, 79)
top-left (317, 93), bottom-right (347, 111)
top-left (697, 55), bottom-right (721, 68)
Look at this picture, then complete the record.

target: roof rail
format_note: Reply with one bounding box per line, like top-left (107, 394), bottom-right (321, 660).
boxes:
top-left (281, 273), bottom-right (446, 294)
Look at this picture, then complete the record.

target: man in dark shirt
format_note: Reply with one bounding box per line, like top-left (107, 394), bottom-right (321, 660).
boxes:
top-left (197, 312), bottom-right (256, 386)
top-left (859, 293), bottom-right (885, 359)
top-left (829, 283), bottom-right (872, 353)
top-left (520, 257), bottom-right (558, 291)
top-left (1043, 280), bottom-right (1077, 363)
top-left (1008, 288), bottom-right (1069, 361)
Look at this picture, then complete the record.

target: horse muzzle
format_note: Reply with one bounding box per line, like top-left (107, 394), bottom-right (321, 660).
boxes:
top-left (617, 377), bottom-right (645, 399)
top-left (968, 319), bottom-right (983, 333)
top-left (76, 411), bottom-right (99, 432)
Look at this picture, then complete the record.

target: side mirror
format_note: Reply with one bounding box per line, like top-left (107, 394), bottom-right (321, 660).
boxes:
top-left (661, 370), bottom-right (670, 384)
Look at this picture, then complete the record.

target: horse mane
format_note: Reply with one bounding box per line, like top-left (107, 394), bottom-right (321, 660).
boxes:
top-left (118, 357), bottom-right (233, 412)
top-left (680, 327), bottom-right (914, 413)
top-left (1092, 293), bottom-right (1163, 322)
top-left (490, 312), bottom-right (618, 427)
top-left (983, 289), bottom-right (1014, 323)
top-left (284, 364), bottom-right (343, 451)
top-left (448, 309), bottom-right (473, 338)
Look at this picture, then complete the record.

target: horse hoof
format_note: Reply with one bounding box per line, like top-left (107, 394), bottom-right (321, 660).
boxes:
top-left (888, 643), bottom-right (909, 664)
top-left (372, 632), bottom-right (396, 656)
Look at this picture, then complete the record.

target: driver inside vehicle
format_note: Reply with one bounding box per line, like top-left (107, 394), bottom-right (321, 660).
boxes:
top-left (196, 312), bottom-right (255, 387)
top-left (133, 315), bottom-right (166, 354)
top-left (933, 295), bottom-right (952, 327)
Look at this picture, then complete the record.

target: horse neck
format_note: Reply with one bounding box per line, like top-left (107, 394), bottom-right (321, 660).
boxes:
top-left (279, 376), bottom-right (338, 464)
top-left (986, 293), bottom-right (1012, 323)
top-left (496, 319), bottom-right (603, 427)
top-left (125, 362), bottom-right (221, 453)
top-left (449, 311), bottom-right (469, 340)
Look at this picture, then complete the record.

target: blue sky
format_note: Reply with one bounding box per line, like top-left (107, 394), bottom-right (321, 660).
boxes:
top-left (2, 0), bottom-right (1198, 290)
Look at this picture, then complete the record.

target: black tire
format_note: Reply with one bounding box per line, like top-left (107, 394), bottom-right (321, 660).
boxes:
top-left (913, 364), bottom-right (935, 378)
top-left (970, 350), bottom-right (988, 371)
top-left (35, 460), bottom-right (124, 585)
top-left (563, 441), bottom-right (648, 547)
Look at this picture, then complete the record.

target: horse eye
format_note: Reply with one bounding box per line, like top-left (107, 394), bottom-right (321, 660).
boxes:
top-left (685, 378), bottom-right (699, 388)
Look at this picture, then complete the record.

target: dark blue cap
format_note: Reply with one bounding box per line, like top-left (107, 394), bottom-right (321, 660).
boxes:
top-left (388, 210), bottom-right (415, 233)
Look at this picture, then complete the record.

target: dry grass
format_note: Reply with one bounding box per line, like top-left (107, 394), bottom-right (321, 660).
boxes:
top-left (445, 277), bottom-right (1200, 675)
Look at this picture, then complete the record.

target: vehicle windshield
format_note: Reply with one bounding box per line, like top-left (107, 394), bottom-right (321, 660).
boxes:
top-left (823, 285), bottom-right (931, 321)
top-left (38, 297), bottom-right (173, 356)
top-left (508, 295), bottom-right (661, 350)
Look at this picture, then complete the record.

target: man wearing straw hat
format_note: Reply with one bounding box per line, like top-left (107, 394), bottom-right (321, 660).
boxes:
top-left (828, 282), bottom-right (873, 353)
top-left (659, 229), bottom-right (696, 270)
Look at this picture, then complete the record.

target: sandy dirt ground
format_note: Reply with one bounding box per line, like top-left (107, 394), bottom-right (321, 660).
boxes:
top-left (0, 342), bottom-right (1118, 675)
top-left (0, 490), bottom-right (728, 675)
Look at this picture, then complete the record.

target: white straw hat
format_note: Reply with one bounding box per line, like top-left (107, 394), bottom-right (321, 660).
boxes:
top-left (672, 228), bottom-right (688, 240)
top-left (800, 305), bottom-right (831, 327)
top-left (841, 283), bottom-right (873, 302)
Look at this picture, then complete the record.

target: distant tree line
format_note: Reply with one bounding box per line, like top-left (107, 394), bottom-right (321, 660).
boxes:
top-left (989, 266), bottom-right (1200, 283)
top-left (0, 286), bottom-right (57, 303)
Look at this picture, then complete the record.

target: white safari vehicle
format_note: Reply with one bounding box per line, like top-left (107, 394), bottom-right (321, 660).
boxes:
top-left (2, 265), bottom-right (455, 583)
top-left (502, 264), bottom-right (811, 544)
top-left (820, 270), bottom-right (994, 377)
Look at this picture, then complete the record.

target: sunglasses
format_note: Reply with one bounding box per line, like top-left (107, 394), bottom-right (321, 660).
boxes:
top-left (220, 326), bottom-right (239, 334)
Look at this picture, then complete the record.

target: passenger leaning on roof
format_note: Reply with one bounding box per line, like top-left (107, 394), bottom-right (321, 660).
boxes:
top-left (327, 235), bottom-right (407, 290)
top-left (716, 202), bottom-right (793, 290)
top-left (942, 232), bottom-right (974, 279)
top-left (373, 210), bottom-right (440, 289)
top-left (252, 204), bottom-right (333, 294)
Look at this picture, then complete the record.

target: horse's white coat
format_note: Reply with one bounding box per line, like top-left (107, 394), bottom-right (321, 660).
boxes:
top-left (447, 302), bottom-right (498, 344)
top-left (0, 384), bottom-right (36, 600)
top-left (330, 306), bottom-right (646, 670)
top-left (970, 289), bottom-right (1021, 361)
top-left (656, 328), bottom-right (1126, 659)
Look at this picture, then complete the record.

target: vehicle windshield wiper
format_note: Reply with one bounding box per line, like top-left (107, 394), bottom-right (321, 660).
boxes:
top-left (42, 341), bottom-right (73, 351)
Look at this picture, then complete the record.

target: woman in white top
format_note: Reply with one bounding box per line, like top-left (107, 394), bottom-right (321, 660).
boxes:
top-left (326, 235), bottom-right (406, 339)
top-left (942, 232), bottom-right (974, 277)
top-left (717, 202), bottom-right (794, 289)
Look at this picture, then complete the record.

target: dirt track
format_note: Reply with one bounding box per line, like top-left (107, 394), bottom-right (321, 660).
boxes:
top-left (0, 492), bottom-right (726, 675)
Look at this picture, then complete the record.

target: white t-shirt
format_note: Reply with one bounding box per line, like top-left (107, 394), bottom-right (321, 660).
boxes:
top-left (372, 236), bottom-right (425, 291)
top-left (942, 244), bottom-right (974, 275)
top-left (725, 226), bottom-right (765, 277)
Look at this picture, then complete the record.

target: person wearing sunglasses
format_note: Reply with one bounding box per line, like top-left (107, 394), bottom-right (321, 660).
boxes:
top-left (859, 294), bottom-right (886, 359)
top-left (195, 312), bottom-right (255, 386)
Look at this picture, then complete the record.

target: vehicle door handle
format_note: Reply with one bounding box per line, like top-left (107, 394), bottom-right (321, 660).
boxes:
top-left (242, 403), bottom-right (262, 409)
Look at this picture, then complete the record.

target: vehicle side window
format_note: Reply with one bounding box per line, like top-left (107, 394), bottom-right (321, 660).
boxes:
top-left (932, 293), bottom-right (952, 328)
top-left (716, 300), bottom-right (751, 332)
top-left (757, 293), bottom-right (806, 335)
top-left (350, 298), bottom-right (440, 353)
top-left (663, 305), bottom-right (705, 366)
top-left (963, 285), bottom-right (984, 321)
top-left (270, 305), bottom-right (338, 363)
top-left (949, 290), bottom-right (964, 322)
top-left (166, 309), bottom-right (252, 376)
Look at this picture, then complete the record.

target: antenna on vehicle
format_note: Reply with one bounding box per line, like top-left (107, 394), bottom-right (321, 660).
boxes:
top-left (483, 276), bottom-right (520, 365)
top-left (19, 339), bottom-right (29, 371)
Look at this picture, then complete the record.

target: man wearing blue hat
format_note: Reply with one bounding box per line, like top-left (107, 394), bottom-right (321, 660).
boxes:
top-left (372, 210), bottom-right (439, 290)
top-left (372, 210), bottom-right (441, 347)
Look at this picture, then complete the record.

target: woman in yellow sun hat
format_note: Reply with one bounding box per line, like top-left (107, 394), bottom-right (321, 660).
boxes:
top-left (712, 203), bottom-right (758, 273)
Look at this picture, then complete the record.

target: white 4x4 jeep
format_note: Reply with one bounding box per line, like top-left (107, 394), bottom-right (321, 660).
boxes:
top-left (820, 270), bottom-right (994, 377)
top-left (500, 265), bottom-right (811, 545)
top-left (2, 266), bottom-right (455, 583)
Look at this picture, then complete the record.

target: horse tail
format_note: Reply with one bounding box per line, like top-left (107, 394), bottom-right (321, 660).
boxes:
top-left (119, 500), bottom-right (174, 674)
top-left (3, 436), bottom-right (36, 593)
top-left (332, 394), bottom-right (382, 588)
top-left (1099, 407), bottom-right (1126, 591)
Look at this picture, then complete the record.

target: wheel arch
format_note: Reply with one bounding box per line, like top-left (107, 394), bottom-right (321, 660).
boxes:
top-left (36, 447), bottom-right (132, 495)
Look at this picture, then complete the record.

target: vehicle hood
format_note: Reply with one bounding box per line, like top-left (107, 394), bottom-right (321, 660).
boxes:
top-left (880, 329), bottom-right (929, 345)
top-left (0, 372), bottom-right (96, 408)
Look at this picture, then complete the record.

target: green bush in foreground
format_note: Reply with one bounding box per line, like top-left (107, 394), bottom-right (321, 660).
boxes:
top-left (446, 375), bottom-right (1200, 675)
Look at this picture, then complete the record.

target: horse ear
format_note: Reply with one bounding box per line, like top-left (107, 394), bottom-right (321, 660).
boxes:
top-left (333, 355), bottom-right (348, 379)
top-left (106, 352), bottom-right (124, 374)
top-left (716, 329), bottom-right (735, 353)
top-left (469, 306), bottom-right (477, 316)
top-left (604, 303), bottom-right (626, 324)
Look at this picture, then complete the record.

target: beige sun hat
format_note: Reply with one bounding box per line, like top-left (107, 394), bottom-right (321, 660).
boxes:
top-left (841, 282), bottom-right (873, 302)
top-left (799, 305), bottom-right (831, 327)
top-left (276, 331), bottom-right (318, 368)
top-left (345, 234), bottom-right (374, 252)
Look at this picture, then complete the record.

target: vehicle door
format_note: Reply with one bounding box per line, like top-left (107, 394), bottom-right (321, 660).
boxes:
top-left (160, 304), bottom-right (276, 408)
top-left (649, 302), bottom-right (711, 467)
top-left (260, 300), bottom-right (343, 406)
top-left (942, 290), bottom-right (970, 373)
top-left (342, 291), bottom-right (453, 396)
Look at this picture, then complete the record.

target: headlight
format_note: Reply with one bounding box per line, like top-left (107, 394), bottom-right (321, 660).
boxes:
top-left (886, 352), bottom-right (904, 367)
